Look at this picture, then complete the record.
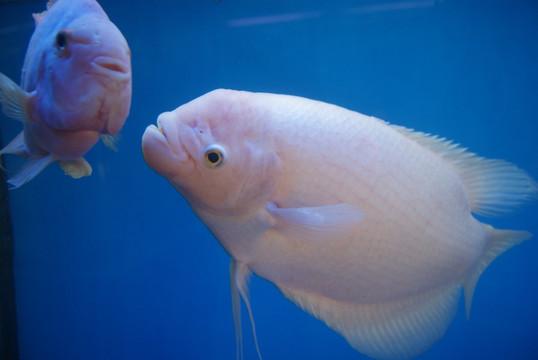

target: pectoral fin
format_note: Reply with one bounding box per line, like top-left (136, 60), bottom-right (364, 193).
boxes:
top-left (0, 73), bottom-right (33, 123)
top-left (58, 157), bottom-right (92, 179)
top-left (100, 134), bottom-right (120, 152)
top-left (266, 203), bottom-right (365, 243)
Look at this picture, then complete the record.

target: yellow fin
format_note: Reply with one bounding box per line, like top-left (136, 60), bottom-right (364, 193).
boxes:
top-left (57, 158), bottom-right (92, 179)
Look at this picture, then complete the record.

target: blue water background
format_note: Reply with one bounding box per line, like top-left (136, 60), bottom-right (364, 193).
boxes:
top-left (1, 0), bottom-right (537, 359)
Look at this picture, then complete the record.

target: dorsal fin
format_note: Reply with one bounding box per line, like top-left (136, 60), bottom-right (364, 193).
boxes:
top-left (46, 0), bottom-right (58, 9)
top-left (32, 12), bottom-right (46, 25)
top-left (389, 123), bottom-right (537, 217)
top-left (32, 0), bottom-right (58, 25)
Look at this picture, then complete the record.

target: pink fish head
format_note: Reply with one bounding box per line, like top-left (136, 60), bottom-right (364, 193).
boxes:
top-left (34, 11), bottom-right (131, 135)
top-left (142, 89), bottom-right (282, 216)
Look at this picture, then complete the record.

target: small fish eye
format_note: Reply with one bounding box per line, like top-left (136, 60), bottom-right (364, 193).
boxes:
top-left (204, 145), bottom-right (226, 168)
top-left (55, 31), bottom-right (68, 51)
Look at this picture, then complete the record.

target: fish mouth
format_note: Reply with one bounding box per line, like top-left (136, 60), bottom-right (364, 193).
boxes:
top-left (154, 117), bottom-right (191, 162)
top-left (91, 56), bottom-right (130, 77)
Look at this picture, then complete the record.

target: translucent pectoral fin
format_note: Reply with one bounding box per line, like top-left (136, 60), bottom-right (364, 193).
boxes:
top-left (266, 203), bottom-right (365, 243)
top-left (58, 157), bottom-right (92, 179)
top-left (230, 259), bottom-right (262, 360)
top-left (0, 73), bottom-right (33, 123)
top-left (100, 134), bottom-right (121, 152)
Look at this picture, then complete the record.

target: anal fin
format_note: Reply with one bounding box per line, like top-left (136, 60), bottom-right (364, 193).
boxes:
top-left (279, 283), bottom-right (461, 360)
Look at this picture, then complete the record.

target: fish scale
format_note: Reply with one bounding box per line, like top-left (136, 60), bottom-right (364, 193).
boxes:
top-left (253, 97), bottom-right (479, 294)
top-left (142, 88), bottom-right (536, 360)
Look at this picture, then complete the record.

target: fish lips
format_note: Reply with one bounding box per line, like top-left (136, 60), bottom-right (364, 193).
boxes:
top-left (91, 55), bottom-right (131, 78)
top-left (142, 118), bottom-right (193, 178)
top-left (90, 55), bottom-right (132, 135)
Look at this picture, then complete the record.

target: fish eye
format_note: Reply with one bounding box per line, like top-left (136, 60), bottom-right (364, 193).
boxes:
top-left (55, 31), bottom-right (68, 51)
top-left (204, 145), bottom-right (226, 168)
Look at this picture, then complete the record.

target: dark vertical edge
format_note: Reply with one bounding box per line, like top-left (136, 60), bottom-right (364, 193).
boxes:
top-left (0, 141), bottom-right (19, 359)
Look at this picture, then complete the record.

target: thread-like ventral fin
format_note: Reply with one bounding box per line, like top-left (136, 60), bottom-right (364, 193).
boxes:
top-left (230, 259), bottom-right (263, 360)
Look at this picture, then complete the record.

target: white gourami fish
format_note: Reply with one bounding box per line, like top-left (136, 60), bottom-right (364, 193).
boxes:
top-left (0, 0), bottom-right (132, 188)
top-left (141, 89), bottom-right (536, 360)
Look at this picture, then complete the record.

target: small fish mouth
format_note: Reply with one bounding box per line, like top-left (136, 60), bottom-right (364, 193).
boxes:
top-left (92, 56), bottom-right (130, 76)
top-left (156, 119), bottom-right (164, 133)
top-left (155, 117), bottom-right (190, 162)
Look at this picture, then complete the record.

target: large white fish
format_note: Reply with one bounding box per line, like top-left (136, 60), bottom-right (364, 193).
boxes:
top-left (0, 0), bottom-right (132, 188)
top-left (142, 89), bottom-right (536, 360)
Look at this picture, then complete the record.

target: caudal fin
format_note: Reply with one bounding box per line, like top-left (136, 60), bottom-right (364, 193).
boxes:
top-left (463, 225), bottom-right (532, 318)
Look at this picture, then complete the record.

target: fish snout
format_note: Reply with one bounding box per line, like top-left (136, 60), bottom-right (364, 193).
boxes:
top-left (142, 113), bottom-right (195, 179)
top-left (142, 124), bottom-right (178, 177)
top-left (154, 112), bottom-right (196, 162)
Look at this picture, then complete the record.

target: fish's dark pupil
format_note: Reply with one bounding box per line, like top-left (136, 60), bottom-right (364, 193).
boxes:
top-left (207, 152), bottom-right (220, 164)
top-left (55, 31), bottom-right (68, 50)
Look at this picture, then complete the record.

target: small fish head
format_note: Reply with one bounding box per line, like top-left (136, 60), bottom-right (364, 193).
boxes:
top-left (142, 89), bottom-right (282, 217)
top-left (37, 15), bottom-right (131, 135)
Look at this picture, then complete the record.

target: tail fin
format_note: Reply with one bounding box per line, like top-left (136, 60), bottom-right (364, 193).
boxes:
top-left (463, 225), bottom-right (532, 318)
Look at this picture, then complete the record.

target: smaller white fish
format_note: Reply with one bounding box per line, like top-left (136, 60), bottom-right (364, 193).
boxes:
top-left (142, 89), bottom-right (536, 360)
top-left (0, 0), bottom-right (132, 188)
